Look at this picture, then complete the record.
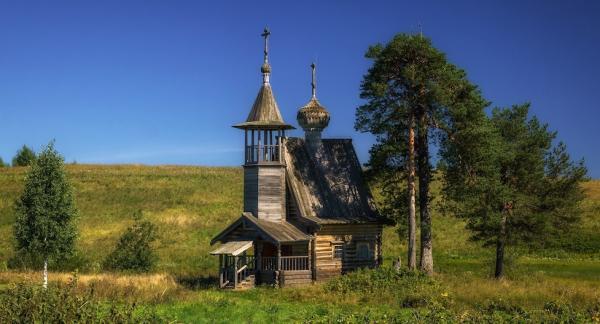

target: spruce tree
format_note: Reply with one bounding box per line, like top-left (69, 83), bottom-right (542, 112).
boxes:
top-left (14, 142), bottom-right (78, 287)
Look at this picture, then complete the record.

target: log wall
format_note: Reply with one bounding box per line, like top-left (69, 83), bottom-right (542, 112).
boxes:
top-left (314, 223), bottom-right (383, 281)
top-left (280, 270), bottom-right (312, 287)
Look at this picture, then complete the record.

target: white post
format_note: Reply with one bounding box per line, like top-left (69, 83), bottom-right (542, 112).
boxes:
top-left (43, 258), bottom-right (48, 289)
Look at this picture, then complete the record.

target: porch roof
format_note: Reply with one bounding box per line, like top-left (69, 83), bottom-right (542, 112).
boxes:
top-left (210, 212), bottom-right (311, 245)
top-left (210, 240), bottom-right (253, 256)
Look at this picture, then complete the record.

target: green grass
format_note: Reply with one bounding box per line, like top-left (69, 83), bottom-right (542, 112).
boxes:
top-left (0, 164), bottom-right (599, 321)
top-left (0, 165), bottom-right (243, 274)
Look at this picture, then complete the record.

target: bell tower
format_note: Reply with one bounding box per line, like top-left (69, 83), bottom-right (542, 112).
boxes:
top-left (233, 28), bottom-right (293, 222)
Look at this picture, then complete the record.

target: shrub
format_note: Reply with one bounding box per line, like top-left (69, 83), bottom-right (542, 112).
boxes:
top-left (0, 275), bottom-right (166, 323)
top-left (543, 301), bottom-right (588, 323)
top-left (325, 267), bottom-right (443, 307)
top-left (103, 212), bottom-right (158, 272)
top-left (11, 145), bottom-right (36, 167)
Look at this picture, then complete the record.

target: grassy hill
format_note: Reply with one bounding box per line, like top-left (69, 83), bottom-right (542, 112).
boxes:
top-left (0, 165), bottom-right (244, 274)
top-left (0, 164), bottom-right (599, 321)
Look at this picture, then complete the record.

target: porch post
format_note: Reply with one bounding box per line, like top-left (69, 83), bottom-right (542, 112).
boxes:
top-left (256, 241), bottom-right (262, 271)
top-left (277, 243), bottom-right (281, 271)
top-left (219, 254), bottom-right (224, 287)
top-left (311, 237), bottom-right (317, 280)
top-left (234, 255), bottom-right (238, 289)
top-left (307, 239), bottom-right (312, 271)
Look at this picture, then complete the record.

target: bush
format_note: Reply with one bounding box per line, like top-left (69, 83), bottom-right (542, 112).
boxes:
top-left (0, 157), bottom-right (7, 167)
top-left (103, 212), bottom-right (158, 272)
top-left (0, 275), bottom-right (166, 323)
top-left (325, 267), bottom-right (443, 307)
top-left (543, 301), bottom-right (589, 323)
top-left (11, 145), bottom-right (36, 167)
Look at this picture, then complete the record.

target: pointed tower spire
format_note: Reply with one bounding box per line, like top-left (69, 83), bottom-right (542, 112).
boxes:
top-left (233, 27), bottom-right (292, 130)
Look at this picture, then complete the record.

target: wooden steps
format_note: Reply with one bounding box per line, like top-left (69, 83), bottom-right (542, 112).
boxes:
top-left (224, 274), bottom-right (255, 290)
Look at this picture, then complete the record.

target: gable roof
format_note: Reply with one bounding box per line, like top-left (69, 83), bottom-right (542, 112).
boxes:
top-left (211, 212), bottom-right (311, 245)
top-left (283, 138), bottom-right (385, 224)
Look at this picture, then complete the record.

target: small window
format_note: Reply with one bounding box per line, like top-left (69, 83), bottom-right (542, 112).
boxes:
top-left (356, 242), bottom-right (372, 260)
top-left (332, 243), bottom-right (344, 259)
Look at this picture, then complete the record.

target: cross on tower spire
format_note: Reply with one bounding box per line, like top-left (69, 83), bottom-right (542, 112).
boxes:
top-left (261, 27), bottom-right (271, 63)
top-left (260, 27), bottom-right (272, 84)
top-left (311, 62), bottom-right (316, 99)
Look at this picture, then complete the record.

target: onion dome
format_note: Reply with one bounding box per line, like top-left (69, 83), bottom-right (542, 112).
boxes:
top-left (297, 97), bottom-right (330, 131)
top-left (261, 62), bottom-right (271, 74)
top-left (297, 63), bottom-right (330, 132)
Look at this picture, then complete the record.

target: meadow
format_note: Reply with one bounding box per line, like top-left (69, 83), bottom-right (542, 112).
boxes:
top-left (0, 165), bottom-right (599, 322)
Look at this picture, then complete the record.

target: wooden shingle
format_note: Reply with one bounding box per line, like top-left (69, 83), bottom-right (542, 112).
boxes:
top-left (283, 138), bottom-right (384, 224)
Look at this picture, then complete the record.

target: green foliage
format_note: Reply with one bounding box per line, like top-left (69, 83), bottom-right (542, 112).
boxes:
top-left (103, 212), bottom-right (158, 272)
top-left (0, 157), bottom-right (7, 168)
top-left (0, 275), bottom-right (166, 323)
top-left (325, 267), bottom-right (443, 307)
top-left (11, 145), bottom-right (36, 167)
top-left (13, 142), bottom-right (78, 267)
top-left (440, 103), bottom-right (588, 276)
top-left (356, 34), bottom-right (490, 266)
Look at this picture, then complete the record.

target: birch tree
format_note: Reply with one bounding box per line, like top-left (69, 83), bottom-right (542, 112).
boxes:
top-left (14, 142), bottom-right (77, 288)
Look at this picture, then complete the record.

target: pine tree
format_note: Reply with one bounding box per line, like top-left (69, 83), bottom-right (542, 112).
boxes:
top-left (14, 142), bottom-right (78, 288)
top-left (440, 104), bottom-right (587, 279)
top-left (12, 145), bottom-right (37, 167)
top-left (356, 33), bottom-right (488, 274)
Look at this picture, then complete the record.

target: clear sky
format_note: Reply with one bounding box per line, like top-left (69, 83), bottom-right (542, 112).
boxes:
top-left (1, 1), bottom-right (599, 177)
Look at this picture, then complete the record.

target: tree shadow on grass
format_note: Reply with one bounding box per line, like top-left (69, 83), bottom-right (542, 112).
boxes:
top-left (175, 274), bottom-right (219, 290)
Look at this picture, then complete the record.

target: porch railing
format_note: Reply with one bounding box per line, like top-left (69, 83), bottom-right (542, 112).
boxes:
top-left (224, 255), bottom-right (255, 270)
top-left (260, 256), bottom-right (309, 271)
top-left (221, 255), bottom-right (256, 288)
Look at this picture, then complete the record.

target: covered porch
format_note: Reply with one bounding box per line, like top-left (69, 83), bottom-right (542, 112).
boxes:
top-left (210, 213), bottom-right (313, 289)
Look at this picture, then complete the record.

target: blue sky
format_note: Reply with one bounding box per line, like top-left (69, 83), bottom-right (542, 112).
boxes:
top-left (1, 1), bottom-right (599, 177)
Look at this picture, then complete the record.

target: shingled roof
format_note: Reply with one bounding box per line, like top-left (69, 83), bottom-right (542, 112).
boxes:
top-left (211, 212), bottom-right (312, 245)
top-left (283, 138), bottom-right (384, 224)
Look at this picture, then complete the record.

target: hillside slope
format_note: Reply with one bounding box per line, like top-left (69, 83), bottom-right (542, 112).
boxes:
top-left (0, 164), bottom-right (598, 277)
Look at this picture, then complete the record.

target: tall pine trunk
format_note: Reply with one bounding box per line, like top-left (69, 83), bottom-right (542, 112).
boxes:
top-left (43, 258), bottom-right (48, 289)
top-left (407, 113), bottom-right (417, 270)
top-left (495, 204), bottom-right (510, 279)
top-left (418, 116), bottom-right (433, 275)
